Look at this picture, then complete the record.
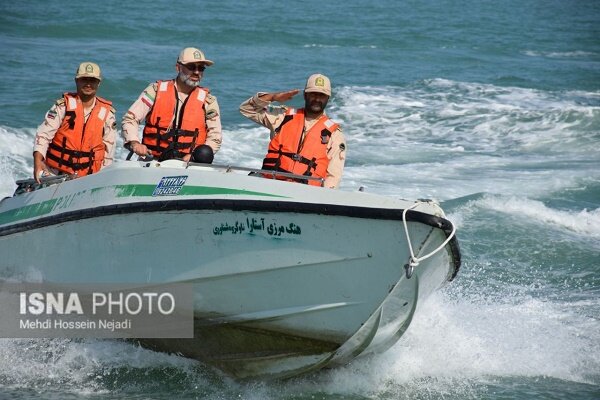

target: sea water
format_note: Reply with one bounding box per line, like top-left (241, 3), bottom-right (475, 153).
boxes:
top-left (0, 0), bottom-right (599, 398)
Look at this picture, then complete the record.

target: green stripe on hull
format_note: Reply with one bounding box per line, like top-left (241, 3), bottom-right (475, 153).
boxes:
top-left (0, 199), bottom-right (58, 226)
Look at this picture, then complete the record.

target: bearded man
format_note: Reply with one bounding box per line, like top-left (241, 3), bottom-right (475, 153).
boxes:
top-left (122, 47), bottom-right (221, 163)
top-left (240, 74), bottom-right (346, 188)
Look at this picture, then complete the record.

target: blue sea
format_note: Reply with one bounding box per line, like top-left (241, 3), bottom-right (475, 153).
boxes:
top-left (1, 0), bottom-right (599, 398)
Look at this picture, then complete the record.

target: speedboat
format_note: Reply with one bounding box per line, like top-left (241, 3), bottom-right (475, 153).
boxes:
top-left (0, 160), bottom-right (460, 379)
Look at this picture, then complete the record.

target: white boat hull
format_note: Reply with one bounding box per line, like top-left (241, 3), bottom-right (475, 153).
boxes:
top-left (0, 160), bottom-right (460, 379)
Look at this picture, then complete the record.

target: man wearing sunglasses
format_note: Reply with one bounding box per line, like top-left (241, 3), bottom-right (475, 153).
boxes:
top-left (33, 62), bottom-right (116, 182)
top-left (240, 74), bottom-right (346, 189)
top-left (122, 47), bottom-right (221, 163)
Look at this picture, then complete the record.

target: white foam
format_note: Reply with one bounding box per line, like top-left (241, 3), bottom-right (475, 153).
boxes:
top-left (302, 43), bottom-right (340, 48)
top-left (230, 290), bottom-right (600, 398)
top-left (0, 126), bottom-right (36, 198)
top-left (217, 125), bottom-right (270, 169)
top-left (327, 81), bottom-right (600, 199)
top-left (0, 338), bottom-right (204, 394)
top-left (369, 291), bottom-right (600, 384)
top-left (524, 50), bottom-right (597, 58)
top-left (332, 81), bottom-right (599, 156)
top-left (476, 194), bottom-right (600, 238)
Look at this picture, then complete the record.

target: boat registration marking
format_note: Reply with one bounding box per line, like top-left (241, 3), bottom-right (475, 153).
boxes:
top-left (152, 176), bottom-right (188, 196)
top-left (213, 217), bottom-right (302, 237)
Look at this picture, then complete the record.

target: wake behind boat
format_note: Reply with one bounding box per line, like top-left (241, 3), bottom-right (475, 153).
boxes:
top-left (0, 160), bottom-right (460, 379)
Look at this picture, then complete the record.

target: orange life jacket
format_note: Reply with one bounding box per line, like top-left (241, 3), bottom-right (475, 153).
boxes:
top-left (45, 93), bottom-right (111, 176)
top-left (142, 80), bottom-right (209, 159)
top-left (262, 108), bottom-right (339, 186)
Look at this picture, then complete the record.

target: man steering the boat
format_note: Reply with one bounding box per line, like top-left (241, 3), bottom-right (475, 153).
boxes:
top-left (122, 47), bottom-right (221, 163)
top-left (33, 62), bottom-right (116, 183)
top-left (239, 73), bottom-right (346, 189)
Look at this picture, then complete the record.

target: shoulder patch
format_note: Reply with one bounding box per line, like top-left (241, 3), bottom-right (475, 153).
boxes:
top-left (205, 94), bottom-right (216, 104)
top-left (110, 107), bottom-right (116, 115)
top-left (339, 143), bottom-right (346, 151)
top-left (55, 98), bottom-right (65, 106)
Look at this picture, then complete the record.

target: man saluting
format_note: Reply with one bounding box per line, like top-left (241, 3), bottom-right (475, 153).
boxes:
top-left (240, 74), bottom-right (346, 189)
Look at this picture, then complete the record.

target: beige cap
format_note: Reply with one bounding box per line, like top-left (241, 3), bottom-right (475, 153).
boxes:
top-left (305, 73), bottom-right (331, 96)
top-left (177, 47), bottom-right (214, 66)
top-left (75, 62), bottom-right (102, 81)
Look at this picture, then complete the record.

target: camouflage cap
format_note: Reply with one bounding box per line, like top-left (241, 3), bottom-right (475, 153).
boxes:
top-left (305, 73), bottom-right (331, 96)
top-left (75, 62), bottom-right (102, 81)
top-left (177, 47), bottom-right (214, 66)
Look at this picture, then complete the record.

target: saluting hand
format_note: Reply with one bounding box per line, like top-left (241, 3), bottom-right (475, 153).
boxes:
top-left (260, 89), bottom-right (300, 103)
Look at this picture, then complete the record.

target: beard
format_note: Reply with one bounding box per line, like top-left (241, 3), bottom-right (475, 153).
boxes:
top-left (177, 71), bottom-right (201, 88)
top-left (305, 98), bottom-right (328, 114)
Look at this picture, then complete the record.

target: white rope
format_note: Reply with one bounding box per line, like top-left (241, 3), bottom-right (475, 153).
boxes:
top-left (402, 202), bottom-right (457, 269)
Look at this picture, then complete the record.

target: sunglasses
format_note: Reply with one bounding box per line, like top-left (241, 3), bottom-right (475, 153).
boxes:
top-left (179, 63), bottom-right (206, 72)
top-left (77, 77), bottom-right (100, 84)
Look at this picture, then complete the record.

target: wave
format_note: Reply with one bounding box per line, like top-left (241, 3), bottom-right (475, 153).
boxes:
top-left (320, 291), bottom-right (600, 393)
top-left (302, 43), bottom-right (378, 49)
top-left (0, 126), bottom-right (37, 198)
top-left (331, 80), bottom-right (600, 155)
top-left (481, 196), bottom-right (600, 237)
top-left (523, 50), bottom-right (598, 59)
top-left (324, 80), bottom-right (600, 198)
top-left (0, 338), bottom-right (206, 396)
top-left (448, 193), bottom-right (600, 239)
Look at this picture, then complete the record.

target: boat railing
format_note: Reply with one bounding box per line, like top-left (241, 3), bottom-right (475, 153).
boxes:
top-left (128, 147), bottom-right (326, 186)
top-left (13, 174), bottom-right (75, 196)
top-left (10, 160), bottom-right (325, 197)
top-left (185, 162), bottom-right (325, 186)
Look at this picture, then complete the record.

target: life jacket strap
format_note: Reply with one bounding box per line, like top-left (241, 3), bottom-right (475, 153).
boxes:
top-left (150, 128), bottom-right (199, 161)
top-left (274, 114), bottom-right (294, 134)
top-left (48, 141), bottom-right (95, 160)
top-left (46, 151), bottom-right (94, 171)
